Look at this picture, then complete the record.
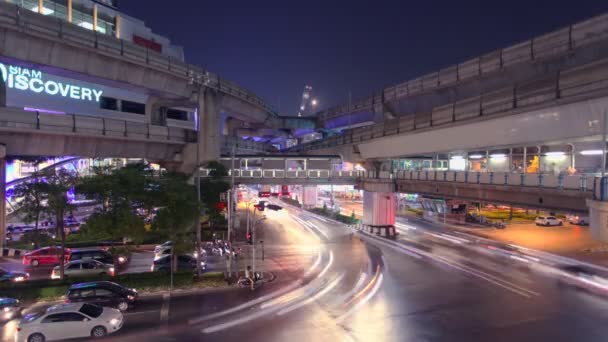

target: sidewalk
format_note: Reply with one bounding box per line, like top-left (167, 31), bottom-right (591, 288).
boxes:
top-left (399, 213), bottom-right (608, 267)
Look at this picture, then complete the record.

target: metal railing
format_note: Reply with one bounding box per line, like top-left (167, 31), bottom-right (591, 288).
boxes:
top-left (199, 169), bottom-right (363, 179)
top-left (319, 12), bottom-right (608, 121)
top-left (363, 170), bottom-right (598, 193)
top-left (0, 3), bottom-right (278, 117)
top-left (221, 136), bottom-right (277, 153)
top-left (292, 57), bottom-right (608, 152)
top-left (0, 107), bottom-right (194, 143)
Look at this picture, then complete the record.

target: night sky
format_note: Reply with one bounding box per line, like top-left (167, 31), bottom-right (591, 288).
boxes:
top-left (120, 0), bottom-right (608, 116)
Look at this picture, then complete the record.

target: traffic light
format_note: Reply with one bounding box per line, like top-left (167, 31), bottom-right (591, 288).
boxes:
top-left (246, 232), bottom-right (252, 244)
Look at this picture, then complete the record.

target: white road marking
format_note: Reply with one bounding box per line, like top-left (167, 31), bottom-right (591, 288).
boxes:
top-left (277, 273), bottom-right (345, 315)
top-left (160, 293), bottom-right (170, 330)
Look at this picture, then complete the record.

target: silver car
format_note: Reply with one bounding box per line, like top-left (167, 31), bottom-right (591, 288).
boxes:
top-left (51, 260), bottom-right (115, 279)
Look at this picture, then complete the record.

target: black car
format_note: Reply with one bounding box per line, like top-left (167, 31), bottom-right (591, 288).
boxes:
top-left (152, 255), bottom-right (206, 273)
top-left (66, 281), bottom-right (138, 312)
top-left (0, 268), bottom-right (29, 283)
top-left (69, 249), bottom-right (114, 265)
top-left (0, 298), bottom-right (21, 322)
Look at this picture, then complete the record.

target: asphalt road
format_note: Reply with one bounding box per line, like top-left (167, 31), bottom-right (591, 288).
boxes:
top-left (4, 199), bottom-right (608, 341)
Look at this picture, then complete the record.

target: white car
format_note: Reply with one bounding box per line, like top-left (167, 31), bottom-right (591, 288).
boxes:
top-left (535, 216), bottom-right (563, 226)
top-left (15, 303), bottom-right (123, 342)
top-left (567, 215), bottom-right (589, 225)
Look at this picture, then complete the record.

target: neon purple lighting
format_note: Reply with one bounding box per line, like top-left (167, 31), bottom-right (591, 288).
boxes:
top-left (24, 107), bottom-right (66, 115)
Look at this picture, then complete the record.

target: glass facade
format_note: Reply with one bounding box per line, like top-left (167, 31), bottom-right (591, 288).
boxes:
top-left (11, 0), bottom-right (116, 37)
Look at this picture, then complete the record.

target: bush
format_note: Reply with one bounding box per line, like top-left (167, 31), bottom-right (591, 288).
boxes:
top-left (0, 270), bottom-right (225, 302)
top-left (308, 208), bottom-right (359, 225)
top-left (281, 197), bottom-right (301, 208)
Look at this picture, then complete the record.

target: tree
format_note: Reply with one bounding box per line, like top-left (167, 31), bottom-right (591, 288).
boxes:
top-left (41, 169), bottom-right (77, 280)
top-left (11, 173), bottom-right (47, 248)
top-left (77, 163), bottom-right (151, 245)
top-left (152, 172), bottom-right (199, 276)
top-left (199, 161), bottom-right (230, 234)
top-left (9, 156), bottom-right (54, 248)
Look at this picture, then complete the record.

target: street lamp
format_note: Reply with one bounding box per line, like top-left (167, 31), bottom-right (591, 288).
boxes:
top-left (311, 99), bottom-right (318, 107)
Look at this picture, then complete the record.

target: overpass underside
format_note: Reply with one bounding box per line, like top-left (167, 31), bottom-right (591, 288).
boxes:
top-left (358, 178), bottom-right (591, 213)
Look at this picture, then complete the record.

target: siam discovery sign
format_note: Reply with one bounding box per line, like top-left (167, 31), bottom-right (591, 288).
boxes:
top-left (0, 63), bottom-right (103, 102)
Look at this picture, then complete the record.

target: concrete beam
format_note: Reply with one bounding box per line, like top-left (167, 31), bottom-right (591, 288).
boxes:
top-left (392, 179), bottom-right (590, 212)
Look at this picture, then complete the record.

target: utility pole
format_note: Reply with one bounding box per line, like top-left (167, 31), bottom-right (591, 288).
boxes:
top-left (228, 144), bottom-right (236, 242)
top-left (193, 79), bottom-right (203, 278)
top-left (603, 110), bottom-right (607, 177)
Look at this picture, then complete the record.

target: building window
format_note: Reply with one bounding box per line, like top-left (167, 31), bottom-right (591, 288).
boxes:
top-left (99, 96), bottom-right (118, 111)
top-left (166, 109), bottom-right (188, 121)
top-left (121, 100), bottom-right (145, 115)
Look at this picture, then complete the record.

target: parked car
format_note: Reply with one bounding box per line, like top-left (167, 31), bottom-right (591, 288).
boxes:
top-left (65, 281), bottom-right (138, 312)
top-left (69, 249), bottom-right (114, 265)
top-left (51, 260), bottom-right (115, 279)
top-left (22, 247), bottom-right (70, 267)
top-left (535, 216), bottom-right (563, 226)
top-left (0, 297), bottom-right (21, 322)
top-left (154, 246), bottom-right (172, 260)
top-left (0, 267), bottom-right (29, 282)
top-left (567, 215), bottom-right (589, 225)
top-left (151, 255), bottom-right (206, 273)
top-left (15, 303), bottom-right (123, 342)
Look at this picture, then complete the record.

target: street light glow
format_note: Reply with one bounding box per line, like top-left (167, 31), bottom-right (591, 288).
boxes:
top-left (580, 150), bottom-right (604, 155)
top-left (312, 99), bottom-right (318, 106)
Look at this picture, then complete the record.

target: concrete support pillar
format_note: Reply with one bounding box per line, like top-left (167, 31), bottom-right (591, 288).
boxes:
top-left (302, 185), bottom-right (318, 209)
top-left (199, 89), bottom-right (221, 164)
top-left (38, 0), bottom-right (43, 14)
top-left (587, 199), bottom-right (608, 242)
top-left (0, 70), bottom-right (5, 107)
top-left (145, 97), bottom-right (162, 125)
top-left (363, 191), bottom-right (396, 237)
top-left (0, 145), bottom-right (6, 253)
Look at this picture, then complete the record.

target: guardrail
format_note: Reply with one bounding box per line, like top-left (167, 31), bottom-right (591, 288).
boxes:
top-left (292, 55), bottom-right (608, 152)
top-left (199, 169), bottom-right (363, 179)
top-left (0, 107), bottom-right (194, 143)
top-left (0, 3), bottom-right (278, 117)
top-left (392, 170), bottom-right (595, 191)
top-left (221, 136), bottom-right (277, 153)
top-left (319, 12), bottom-right (608, 121)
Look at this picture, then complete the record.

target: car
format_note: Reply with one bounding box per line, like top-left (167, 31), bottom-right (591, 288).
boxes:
top-left (557, 265), bottom-right (608, 293)
top-left (65, 281), bottom-right (138, 312)
top-left (154, 245), bottom-right (172, 260)
top-left (22, 247), bottom-right (71, 267)
top-left (0, 297), bottom-right (21, 322)
top-left (15, 303), bottom-right (123, 342)
top-left (51, 260), bottom-right (115, 279)
top-left (154, 241), bottom-right (172, 254)
top-left (151, 255), bottom-right (206, 273)
top-left (0, 267), bottom-right (29, 282)
top-left (567, 215), bottom-right (589, 225)
top-left (535, 216), bottom-right (563, 226)
top-left (69, 249), bottom-right (114, 265)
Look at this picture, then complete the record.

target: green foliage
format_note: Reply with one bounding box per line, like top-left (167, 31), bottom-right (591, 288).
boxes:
top-left (206, 161), bottom-right (228, 179)
top-left (199, 161), bottom-right (230, 230)
top-left (11, 172), bottom-right (47, 248)
top-left (77, 163), bottom-right (153, 244)
top-left (281, 197), bottom-right (301, 208)
top-left (152, 172), bottom-right (199, 255)
top-left (309, 207), bottom-right (359, 225)
top-left (0, 271), bottom-right (226, 301)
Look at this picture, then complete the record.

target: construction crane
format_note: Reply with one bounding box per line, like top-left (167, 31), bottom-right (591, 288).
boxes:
top-left (298, 85), bottom-right (317, 117)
